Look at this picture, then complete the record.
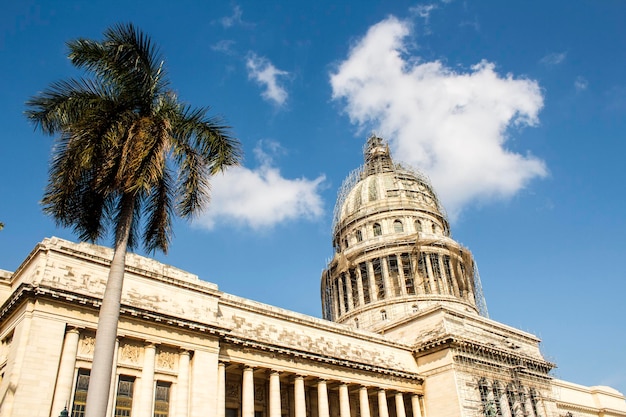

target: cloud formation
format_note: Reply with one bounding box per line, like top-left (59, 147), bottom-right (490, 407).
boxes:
top-left (540, 52), bottom-right (567, 66)
top-left (330, 17), bottom-right (547, 218)
top-left (246, 53), bottom-right (290, 106)
top-left (219, 5), bottom-right (254, 29)
top-left (574, 76), bottom-right (588, 92)
top-left (197, 141), bottom-right (325, 230)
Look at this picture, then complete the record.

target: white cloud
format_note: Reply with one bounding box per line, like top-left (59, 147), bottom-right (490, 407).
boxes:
top-left (197, 141), bottom-right (325, 230)
top-left (574, 76), bottom-right (588, 92)
top-left (211, 40), bottom-right (236, 55)
top-left (330, 16), bottom-right (547, 218)
top-left (246, 53), bottom-right (290, 106)
top-left (540, 52), bottom-right (567, 66)
top-left (219, 5), bottom-right (254, 29)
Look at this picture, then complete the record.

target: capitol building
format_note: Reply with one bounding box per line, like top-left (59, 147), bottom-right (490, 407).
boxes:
top-left (1, 136), bottom-right (624, 417)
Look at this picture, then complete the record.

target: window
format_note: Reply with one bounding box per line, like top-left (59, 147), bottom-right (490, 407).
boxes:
top-left (381, 310), bottom-right (387, 320)
top-left (443, 255), bottom-right (455, 296)
top-left (350, 269), bottom-right (360, 308)
top-left (432, 223), bottom-right (439, 234)
top-left (412, 304), bottom-right (419, 313)
top-left (373, 223), bottom-right (382, 237)
top-left (354, 318), bottom-right (359, 329)
top-left (401, 253), bottom-right (415, 295)
top-left (372, 258), bottom-right (385, 300)
top-left (355, 229), bottom-right (363, 242)
top-left (418, 253), bottom-right (430, 294)
top-left (387, 255), bottom-right (401, 296)
top-left (341, 273), bottom-right (349, 313)
top-left (430, 253), bottom-right (442, 293)
top-left (114, 376), bottom-right (135, 417)
top-left (415, 219), bottom-right (422, 233)
top-left (393, 220), bottom-right (404, 233)
top-left (154, 381), bottom-right (171, 417)
top-left (72, 369), bottom-right (90, 417)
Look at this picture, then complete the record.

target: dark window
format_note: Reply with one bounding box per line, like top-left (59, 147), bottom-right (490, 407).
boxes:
top-left (341, 273), bottom-right (349, 312)
top-left (71, 369), bottom-right (90, 417)
top-left (373, 223), bottom-right (382, 237)
top-left (350, 269), bottom-right (360, 307)
top-left (415, 219), bottom-right (422, 232)
top-left (401, 253), bottom-right (415, 295)
top-left (393, 220), bottom-right (404, 233)
top-left (372, 258), bottom-right (385, 300)
top-left (356, 229), bottom-right (363, 242)
top-left (387, 255), bottom-right (402, 296)
top-left (429, 253), bottom-right (442, 293)
top-left (154, 381), bottom-right (171, 417)
top-left (443, 255), bottom-right (455, 295)
top-left (418, 253), bottom-right (430, 294)
top-left (114, 376), bottom-right (135, 417)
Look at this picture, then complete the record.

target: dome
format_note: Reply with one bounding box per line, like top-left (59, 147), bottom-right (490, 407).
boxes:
top-left (321, 136), bottom-right (487, 332)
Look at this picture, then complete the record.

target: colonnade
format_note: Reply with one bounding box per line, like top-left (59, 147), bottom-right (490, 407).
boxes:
top-left (327, 249), bottom-right (474, 321)
top-left (51, 328), bottom-right (424, 417)
top-left (219, 363), bottom-right (424, 417)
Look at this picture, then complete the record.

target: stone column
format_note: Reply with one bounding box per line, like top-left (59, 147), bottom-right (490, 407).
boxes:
top-left (395, 393), bottom-right (406, 417)
top-left (190, 350), bottom-right (218, 417)
top-left (378, 389), bottom-right (389, 417)
top-left (294, 375), bottom-right (306, 417)
top-left (269, 371), bottom-right (281, 417)
top-left (345, 273), bottom-right (354, 311)
top-left (176, 350), bottom-right (190, 417)
top-left (411, 395), bottom-right (423, 417)
top-left (50, 328), bottom-right (81, 417)
top-left (136, 343), bottom-right (156, 417)
top-left (359, 387), bottom-right (371, 417)
top-left (216, 362), bottom-right (226, 417)
top-left (355, 267), bottom-right (365, 306)
top-left (317, 380), bottom-right (329, 417)
top-left (339, 384), bottom-right (351, 417)
top-left (367, 261), bottom-right (378, 301)
top-left (242, 366), bottom-right (255, 417)
top-left (424, 253), bottom-right (438, 294)
top-left (381, 257), bottom-right (392, 298)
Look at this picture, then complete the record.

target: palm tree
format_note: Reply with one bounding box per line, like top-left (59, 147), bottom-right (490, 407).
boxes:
top-left (26, 23), bottom-right (241, 417)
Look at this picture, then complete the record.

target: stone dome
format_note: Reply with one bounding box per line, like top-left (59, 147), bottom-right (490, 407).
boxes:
top-left (322, 136), bottom-right (487, 332)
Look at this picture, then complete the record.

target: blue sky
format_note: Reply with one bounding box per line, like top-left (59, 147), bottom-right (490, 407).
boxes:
top-left (1, 0), bottom-right (625, 394)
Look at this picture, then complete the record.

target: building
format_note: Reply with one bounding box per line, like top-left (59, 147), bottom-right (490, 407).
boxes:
top-left (0, 136), bottom-right (624, 417)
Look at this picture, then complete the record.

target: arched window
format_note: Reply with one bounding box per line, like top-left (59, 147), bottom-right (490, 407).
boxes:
top-left (354, 318), bottom-right (359, 329)
top-left (431, 223), bottom-right (438, 234)
top-left (415, 219), bottom-right (422, 232)
top-left (380, 310), bottom-right (387, 320)
top-left (356, 229), bottom-right (363, 242)
top-left (393, 220), bottom-right (404, 233)
top-left (373, 223), bottom-right (382, 236)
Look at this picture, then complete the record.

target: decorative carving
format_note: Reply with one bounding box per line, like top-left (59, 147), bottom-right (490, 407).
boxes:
top-left (120, 343), bottom-right (141, 364)
top-left (254, 383), bottom-right (265, 404)
top-left (157, 351), bottom-right (176, 370)
top-left (226, 382), bottom-right (240, 400)
top-left (80, 336), bottom-right (95, 355)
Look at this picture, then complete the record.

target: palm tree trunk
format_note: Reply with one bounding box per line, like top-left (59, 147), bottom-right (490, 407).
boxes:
top-left (85, 194), bottom-right (135, 417)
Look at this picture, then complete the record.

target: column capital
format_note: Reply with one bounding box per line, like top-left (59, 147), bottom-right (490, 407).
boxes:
top-left (66, 326), bottom-right (81, 335)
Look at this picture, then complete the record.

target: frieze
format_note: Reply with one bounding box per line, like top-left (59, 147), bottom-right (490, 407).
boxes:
top-left (79, 335), bottom-right (95, 356)
top-left (156, 350), bottom-right (177, 370)
top-left (119, 342), bottom-right (142, 364)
